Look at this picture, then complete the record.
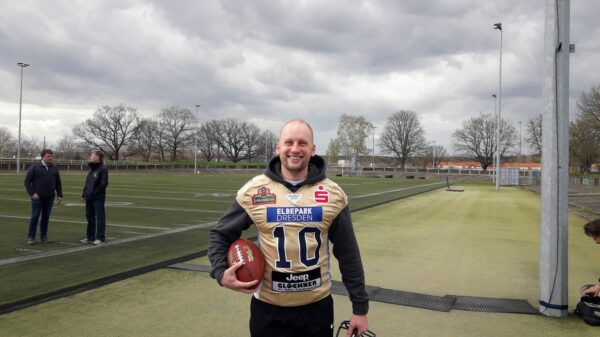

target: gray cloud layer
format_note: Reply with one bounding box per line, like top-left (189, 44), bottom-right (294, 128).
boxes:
top-left (1, 0), bottom-right (598, 154)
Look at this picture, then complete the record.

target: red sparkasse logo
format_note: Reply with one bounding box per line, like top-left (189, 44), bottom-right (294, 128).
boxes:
top-left (314, 185), bottom-right (329, 203)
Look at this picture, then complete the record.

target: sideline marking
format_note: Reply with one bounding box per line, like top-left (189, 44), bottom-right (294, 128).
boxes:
top-left (349, 182), bottom-right (446, 199)
top-left (0, 221), bottom-right (216, 266)
top-left (0, 214), bottom-right (169, 230)
top-left (15, 248), bottom-right (43, 253)
top-left (63, 201), bottom-right (133, 207)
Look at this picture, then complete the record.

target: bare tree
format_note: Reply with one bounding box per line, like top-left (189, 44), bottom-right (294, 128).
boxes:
top-left (570, 117), bottom-right (600, 173)
top-left (130, 118), bottom-right (158, 162)
top-left (20, 136), bottom-right (42, 159)
top-left (452, 113), bottom-right (516, 170)
top-left (326, 138), bottom-right (340, 166)
top-left (576, 85), bottom-right (600, 130)
top-left (0, 127), bottom-right (16, 158)
top-left (430, 144), bottom-right (448, 168)
top-left (241, 122), bottom-right (262, 162)
top-left (256, 130), bottom-right (277, 162)
top-left (378, 110), bottom-right (427, 169)
top-left (212, 119), bottom-right (254, 162)
top-left (336, 114), bottom-right (373, 158)
top-left (158, 107), bottom-right (196, 161)
top-left (73, 104), bottom-right (142, 160)
top-left (55, 135), bottom-right (81, 160)
top-left (525, 114), bottom-right (542, 156)
top-left (198, 121), bottom-right (221, 162)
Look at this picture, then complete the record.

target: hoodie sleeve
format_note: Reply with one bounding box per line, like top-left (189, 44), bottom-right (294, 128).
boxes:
top-left (329, 206), bottom-right (369, 315)
top-left (24, 165), bottom-right (35, 196)
top-left (208, 200), bottom-right (253, 285)
top-left (97, 166), bottom-right (109, 196)
top-left (55, 168), bottom-right (63, 198)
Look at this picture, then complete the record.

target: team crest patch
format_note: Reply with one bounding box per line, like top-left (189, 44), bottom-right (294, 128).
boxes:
top-left (252, 187), bottom-right (276, 205)
top-left (313, 185), bottom-right (329, 203)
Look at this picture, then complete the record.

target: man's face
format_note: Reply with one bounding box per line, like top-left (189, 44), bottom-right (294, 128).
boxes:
top-left (276, 121), bottom-right (316, 178)
top-left (593, 236), bottom-right (600, 245)
top-left (89, 153), bottom-right (100, 163)
top-left (42, 153), bottom-right (54, 163)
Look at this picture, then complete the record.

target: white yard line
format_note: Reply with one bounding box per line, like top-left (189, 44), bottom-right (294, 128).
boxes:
top-left (349, 182), bottom-right (445, 199)
top-left (0, 197), bottom-right (225, 213)
top-left (0, 221), bottom-right (216, 266)
top-left (0, 214), bottom-right (169, 230)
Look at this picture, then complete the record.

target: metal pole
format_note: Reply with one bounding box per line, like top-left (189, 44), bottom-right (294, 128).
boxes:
top-left (371, 126), bottom-right (376, 171)
top-left (492, 94), bottom-right (497, 180)
top-left (540, 0), bottom-right (570, 317)
top-left (16, 62), bottom-right (30, 174)
top-left (194, 104), bottom-right (200, 174)
top-left (432, 140), bottom-right (436, 170)
top-left (519, 121), bottom-right (522, 159)
top-left (494, 23), bottom-right (503, 191)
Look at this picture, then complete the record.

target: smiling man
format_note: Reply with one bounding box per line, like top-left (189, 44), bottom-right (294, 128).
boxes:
top-left (208, 119), bottom-right (369, 337)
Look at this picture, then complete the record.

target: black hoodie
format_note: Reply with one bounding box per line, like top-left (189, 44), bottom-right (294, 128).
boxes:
top-left (82, 161), bottom-right (109, 199)
top-left (208, 154), bottom-right (369, 315)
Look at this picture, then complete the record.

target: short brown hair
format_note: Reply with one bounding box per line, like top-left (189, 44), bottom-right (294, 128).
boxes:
top-left (40, 149), bottom-right (53, 157)
top-left (92, 150), bottom-right (104, 160)
top-left (583, 219), bottom-right (600, 238)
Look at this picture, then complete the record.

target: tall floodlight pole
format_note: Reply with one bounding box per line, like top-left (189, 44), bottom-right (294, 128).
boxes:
top-left (431, 140), bottom-right (436, 170)
top-left (540, 0), bottom-right (570, 318)
top-left (371, 126), bottom-right (377, 171)
top-left (16, 62), bottom-right (30, 174)
top-left (493, 22), bottom-right (503, 191)
top-left (519, 121), bottom-right (522, 159)
top-left (194, 104), bottom-right (201, 174)
top-left (492, 94), bottom-right (497, 181)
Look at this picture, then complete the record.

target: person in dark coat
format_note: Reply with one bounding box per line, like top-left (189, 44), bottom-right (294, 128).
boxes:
top-left (24, 149), bottom-right (63, 244)
top-left (80, 150), bottom-right (109, 245)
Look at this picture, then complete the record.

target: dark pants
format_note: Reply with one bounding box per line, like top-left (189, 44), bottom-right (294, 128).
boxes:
top-left (28, 197), bottom-right (54, 240)
top-left (250, 295), bottom-right (334, 337)
top-left (85, 198), bottom-right (106, 241)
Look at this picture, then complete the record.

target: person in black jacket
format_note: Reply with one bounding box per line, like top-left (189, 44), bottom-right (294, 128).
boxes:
top-left (24, 149), bottom-right (63, 244)
top-left (208, 119), bottom-right (369, 337)
top-left (80, 150), bottom-right (109, 245)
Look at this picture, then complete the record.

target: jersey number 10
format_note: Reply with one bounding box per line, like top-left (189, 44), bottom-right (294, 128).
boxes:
top-left (273, 226), bottom-right (322, 268)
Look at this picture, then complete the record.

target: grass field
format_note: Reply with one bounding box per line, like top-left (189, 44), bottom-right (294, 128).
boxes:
top-left (1, 180), bottom-right (599, 336)
top-left (0, 171), bottom-right (444, 309)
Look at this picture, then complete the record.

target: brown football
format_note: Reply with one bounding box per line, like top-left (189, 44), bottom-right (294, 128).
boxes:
top-left (227, 239), bottom-right (265, 284)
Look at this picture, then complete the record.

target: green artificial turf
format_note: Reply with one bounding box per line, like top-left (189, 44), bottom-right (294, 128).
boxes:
top-left (0, 172), bottom-right (441, 308)
top-left (1, 183), bottom-right (598, 336)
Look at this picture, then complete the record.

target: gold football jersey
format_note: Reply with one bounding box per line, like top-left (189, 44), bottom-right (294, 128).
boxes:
top-left (236, 174), bottom-right (348, 307)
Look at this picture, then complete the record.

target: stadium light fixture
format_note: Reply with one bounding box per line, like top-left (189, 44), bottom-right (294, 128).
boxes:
top-left (17, 62), bottom-right (30, 174)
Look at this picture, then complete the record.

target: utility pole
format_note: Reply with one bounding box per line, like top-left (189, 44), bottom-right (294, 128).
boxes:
top-left (16, 62), bottom-right (30, 174)
top-left (519, 121), bottom-right (522, 160)
top-left (371, 126), bottom-right (376, 171)
top-left (194, 104), bottom-right (200, 174)
top-left (432, 140), bottom-right (436, 170)
top-left (492, 94), bottom-right (497, 181)
top-left (539, 0), bottom-right (570, 318)
top-left (493, 22), bottom-right (503, 191)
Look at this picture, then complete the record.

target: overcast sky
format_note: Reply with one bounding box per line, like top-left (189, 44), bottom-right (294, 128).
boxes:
top-left (1, 0), bottom-right (598, 156)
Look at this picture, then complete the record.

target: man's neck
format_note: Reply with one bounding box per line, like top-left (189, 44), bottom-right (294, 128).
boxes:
top-left (280, 168), bottom-right (308, 182)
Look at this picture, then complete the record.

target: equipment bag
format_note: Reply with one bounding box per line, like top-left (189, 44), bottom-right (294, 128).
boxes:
top-left (575, 285), bottom-right (600, 326)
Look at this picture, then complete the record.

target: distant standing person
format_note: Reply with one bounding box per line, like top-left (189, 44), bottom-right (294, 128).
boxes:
top-left (80, 150), bottom-right (109, 245)
top-left (24, 149), bottom-right (63, 245)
